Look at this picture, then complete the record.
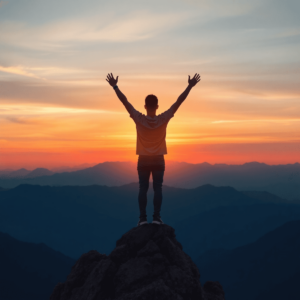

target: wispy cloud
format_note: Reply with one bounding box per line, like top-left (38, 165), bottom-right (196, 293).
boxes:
top-left (0, 11), bottom-right (189, 51)
top-left (0, 104), bottom-right (125, 116)
top-left (0, 65), bottom-right (42, 79)
top-left (0, 65), bottom-right (103, 84)
top-left (212, 119), bottom-right (300, 124)
top-left (4, 116), bottom-right (41, 125)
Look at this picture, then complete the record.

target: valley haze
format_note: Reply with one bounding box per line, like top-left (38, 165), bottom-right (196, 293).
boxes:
top-left (1, 161), bottom-right (299, 201)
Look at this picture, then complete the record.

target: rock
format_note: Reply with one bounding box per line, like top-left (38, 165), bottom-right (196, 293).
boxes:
top-left (203, 281), bottom-right (225, 300)
top-left (50, 224), bottom-right (224, 300)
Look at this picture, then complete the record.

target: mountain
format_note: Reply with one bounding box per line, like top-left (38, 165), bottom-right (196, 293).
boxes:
top-left (3, 168), bottom-right (31, 178)
top-left (50, 224), bottom-right (225, 300)
top-left (175, 203), bottom-right (300, 259)
top-left (256, 272), bottom-right (300, 300)
top-left (51, 163), bottom-right (96, 173)
top-left (25, 167), bottom-right (54, 178)
top-left (0, 184), bottom-right (135, 258)
top-left (0, 183), bottom-right (299, 259)
top-left (0, 162), bottom-right (137, 187)
top-left (0, 167), bottom-right (54, 179)
top-left (164, 161), bottom-right (300, 200)
top-left (241, 190), bottom-right (286, 202)
top-left (196, 220), bottom-right (300, 300)
top-left (0, 231), bottom-right (75, 300)
top-left (0, 169), bottom-right (14, 176)
top-left (0, 161), bottom-right (299, 200)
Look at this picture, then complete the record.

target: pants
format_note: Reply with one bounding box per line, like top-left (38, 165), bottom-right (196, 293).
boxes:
top-left (137, 155), bottom-right (165, 219)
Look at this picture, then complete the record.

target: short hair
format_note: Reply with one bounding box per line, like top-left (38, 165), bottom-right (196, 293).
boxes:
top-left (145, 94), bottom-right (158, 108)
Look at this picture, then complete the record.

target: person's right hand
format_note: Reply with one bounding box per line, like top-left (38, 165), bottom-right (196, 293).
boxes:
top-left (188, 73), bottom-right (201, 87)
top-left (106, 73), bottom-right (119, 87)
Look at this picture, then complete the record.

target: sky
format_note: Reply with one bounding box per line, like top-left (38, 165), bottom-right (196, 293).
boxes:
top-left (0, 0), bottom-right (300, 169)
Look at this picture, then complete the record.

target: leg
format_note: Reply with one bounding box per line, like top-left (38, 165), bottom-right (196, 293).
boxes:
top-left (138, 169), bottom-right (151, 219)
top-left (152, 169), bottom-right (164, 218)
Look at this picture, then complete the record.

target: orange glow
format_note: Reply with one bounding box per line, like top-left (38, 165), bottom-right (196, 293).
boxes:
top-left (1, 142), bottom-right (300, 170)
top-left (1, 78), bottom-right (300, 170)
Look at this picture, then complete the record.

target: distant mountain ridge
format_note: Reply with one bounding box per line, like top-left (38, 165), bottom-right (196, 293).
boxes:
top-left (0, 161), bottom-right (299, 200)
top-left (0, 161), bottom-right (137, 186)
top-left (0, 167), bottom-right (54, 178)
top-left (0, 163), bottom-right (96, 178)
top-left (0, 231), bottom-right (75, 300)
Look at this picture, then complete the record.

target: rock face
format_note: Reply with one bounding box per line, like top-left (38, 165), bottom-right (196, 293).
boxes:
top-left (50, 224), bottom-right (224, 300)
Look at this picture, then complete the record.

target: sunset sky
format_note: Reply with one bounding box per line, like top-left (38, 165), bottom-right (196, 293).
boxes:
top-left (0, 0), bottom-right (300, 169)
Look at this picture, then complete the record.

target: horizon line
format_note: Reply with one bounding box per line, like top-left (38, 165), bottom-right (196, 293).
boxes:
top-left (1, 160), bottom-right (300, 172)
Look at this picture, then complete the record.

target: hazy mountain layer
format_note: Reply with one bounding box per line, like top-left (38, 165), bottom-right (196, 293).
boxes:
top-left (0, 161), bottom-right (299, 200)
top-left (0, 231), bottom-right (75, 300)
top-left (0, 168), bottom-right (54, 179)
top-left (175, 203), bottom-right (300, 259)
top-left (0, 183), bottom-right (299, 259)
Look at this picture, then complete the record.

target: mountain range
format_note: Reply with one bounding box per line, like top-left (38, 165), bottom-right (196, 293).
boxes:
top-left (1, 183), bottom-right (300, 260)
top-left (197, 220), bottom-right (300, 300)
top-left (1, 183), bottom-right (300, 299)
top-left (0, 163), bottom-right (96, 178)
top-left (0, 161), bottom-right (299, 200)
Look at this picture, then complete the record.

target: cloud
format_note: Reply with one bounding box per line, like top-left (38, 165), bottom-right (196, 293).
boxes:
top-left (0, 65), bottom-right (42, 79)
top-left (4, 116), bottom-right (41, 125)
top-left (0, 11), bottom-right (189, 51)
top-left (212, 119), bottom-right (300, 124)
top-left (0, 104), bottom-right (125, 117)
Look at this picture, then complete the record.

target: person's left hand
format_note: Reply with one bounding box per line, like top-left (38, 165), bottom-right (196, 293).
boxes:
top-left (106, 73), bottom-right (119, 87)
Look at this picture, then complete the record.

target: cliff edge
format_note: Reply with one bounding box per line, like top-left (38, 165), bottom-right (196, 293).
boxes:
top-left (50, 224), bottom-right (224, 300)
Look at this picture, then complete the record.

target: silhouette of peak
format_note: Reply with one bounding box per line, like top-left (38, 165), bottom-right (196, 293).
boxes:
top-left (31, 168), bottom-right (52, 173)
top-left (25, 168), bottom-right (54, 178)
top-left (200, 162), bottom-right (212, 166)
top-left (5, 168), bottom-right (31, 178)
top-left (50, 224), bottom-right (224, 300)
top-left (242, 161), bottom-right (268, 167)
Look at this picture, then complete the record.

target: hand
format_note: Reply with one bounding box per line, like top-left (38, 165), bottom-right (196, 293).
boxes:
top-left (106, 73), bottom-right (119, 87)
top-left (188, 73), bottom-right (201, 87)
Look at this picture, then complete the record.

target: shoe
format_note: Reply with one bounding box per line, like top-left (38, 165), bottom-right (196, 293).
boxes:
top-left (152, 216), bottom-right (164, 225)
top-left (137, 217), bottom-right (148, 226)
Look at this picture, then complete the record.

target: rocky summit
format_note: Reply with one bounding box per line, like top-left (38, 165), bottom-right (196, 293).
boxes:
top-left (50, 224), bottom-right (224, 300)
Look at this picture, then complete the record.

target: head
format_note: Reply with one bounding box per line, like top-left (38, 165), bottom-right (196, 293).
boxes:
top-left (144, 94), bottom-right (159, 114)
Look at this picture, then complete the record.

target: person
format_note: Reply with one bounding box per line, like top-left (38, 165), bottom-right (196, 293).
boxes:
top-left (106, 73), bottom-right (201, 226)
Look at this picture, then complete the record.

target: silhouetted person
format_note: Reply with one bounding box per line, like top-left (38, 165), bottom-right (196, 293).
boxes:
top-left (106, 73), bottom-right (201, 225)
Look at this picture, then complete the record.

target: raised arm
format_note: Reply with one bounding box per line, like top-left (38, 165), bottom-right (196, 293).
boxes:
top-left (171, 73), bottom-right (201, 113)
top-left (106, 73), bottom-right (134, 113)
